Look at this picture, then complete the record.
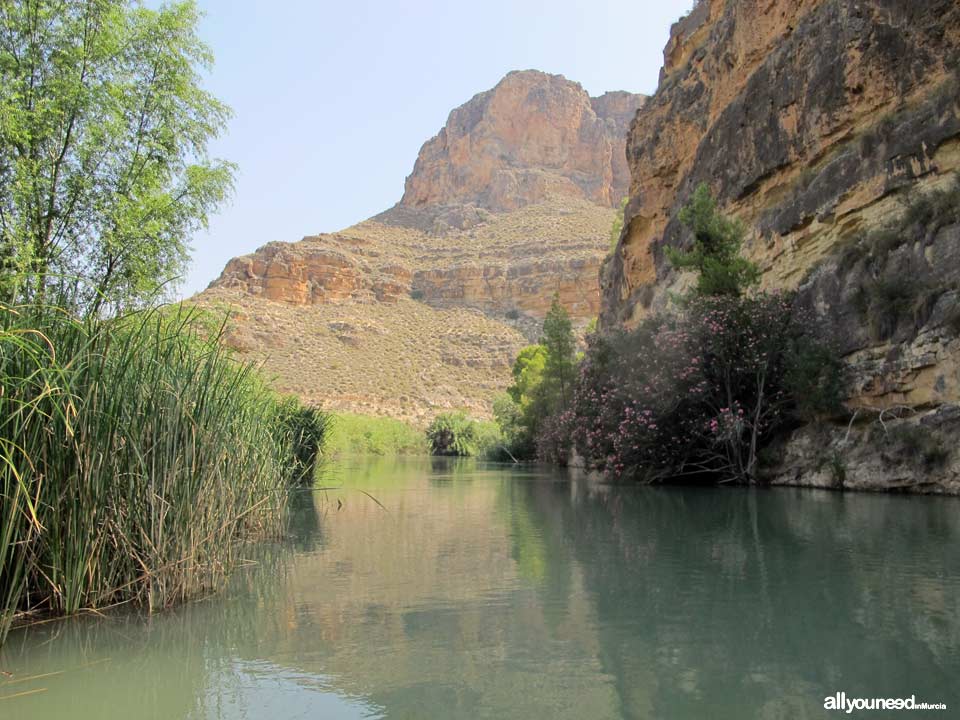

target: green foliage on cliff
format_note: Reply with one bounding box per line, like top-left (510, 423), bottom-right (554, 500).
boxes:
top-left (561, 186), bottom-right (844, 483)
top-left (845, 173), bottom-right (960, 341)
top-left (665, 184), bottom-right (760, 297)
top-left (609, 196), bottom-right (628, 251)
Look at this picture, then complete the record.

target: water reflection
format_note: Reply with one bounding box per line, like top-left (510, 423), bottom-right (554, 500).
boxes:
top-left (2, 457), bottom-right (958, 719)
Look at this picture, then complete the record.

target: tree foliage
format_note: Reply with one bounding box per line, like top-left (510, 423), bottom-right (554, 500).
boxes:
top-left (571, 294), bottom-right (844, 482)
top-left (426, 411), bottom-right (501, 458)
top-left (494, 295), bottom-right (578, 461)
top-left (0, 0), bottom-right (235, 311)
top-left (608, 195), bottom-right (627, 251)
top-left (541, 293), bottom-right (576, 408)
top-left (665, 183), bottom-right (760, 297)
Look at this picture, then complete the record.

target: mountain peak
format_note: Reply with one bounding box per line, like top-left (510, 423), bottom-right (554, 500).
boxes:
top-left (378, 70), bottom-right (645, 230)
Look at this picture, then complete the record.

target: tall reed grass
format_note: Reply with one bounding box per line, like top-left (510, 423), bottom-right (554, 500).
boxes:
top-left (0, 302), bottom-right (327, 645)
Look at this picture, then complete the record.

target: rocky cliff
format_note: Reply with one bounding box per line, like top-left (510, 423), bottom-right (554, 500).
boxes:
top-left (200, 71), bottom-right (645, 421)
top-left (211, 197), bottom-right (616, 319)
top-left (602, 0), bottom-right (960, 491)
top-left (380, 70), bottom-right (643, 230)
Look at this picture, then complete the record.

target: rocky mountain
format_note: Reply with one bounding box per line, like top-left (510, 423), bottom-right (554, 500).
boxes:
top-left (602, 0), bottom-right (960, 491)
top-left (198, 71), bottom-right (645, 422)
top-left (382, 71), bottom-right (641, 229)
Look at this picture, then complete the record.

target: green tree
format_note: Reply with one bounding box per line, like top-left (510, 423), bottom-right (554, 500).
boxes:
top-left (0, 0), bottom-right (235, 311)
top-left (507, 344), bottom-right (546, 405)
top-left (540, 293), bottom-right (576, 407)
top-left (494, 296), bottom-right (578, 460)
top-left (665, 183), bottom-right (760, 297)
top-left (427, 412), bottom-right (476, 456)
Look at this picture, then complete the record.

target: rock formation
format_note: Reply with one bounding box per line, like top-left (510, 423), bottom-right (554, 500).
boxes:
top-left (200, 71), bottom-right (645, 421)
top-left (380, 70), bottom-right (643, 230)
top-left (601, 0), bottom-right (960, 491)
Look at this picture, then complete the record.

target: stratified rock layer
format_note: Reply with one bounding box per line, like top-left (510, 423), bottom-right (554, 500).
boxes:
top-left (601, 0), bottom-right (960, 491)
top-left (211, 197), bottom-right (616, 320)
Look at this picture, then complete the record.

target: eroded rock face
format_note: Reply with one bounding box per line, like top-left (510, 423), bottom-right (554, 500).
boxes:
top-left (600, 0), bottom-right (960, 490)
top-left (604, 0), bottom-right (960, 328)
top-left (208, 197), bottom-right (614, 321)
top-left (383, 70), bottom-right (645, 229)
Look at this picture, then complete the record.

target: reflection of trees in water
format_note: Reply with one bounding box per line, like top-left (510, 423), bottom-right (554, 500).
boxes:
top-left (0, 537), bottom-right (297, 718)
top-left (6, 462), bottom-right (959, 719)
top-left (237, 461), bottom-right (624, 719)
top-left (521, 480), bottom-right (960, 717)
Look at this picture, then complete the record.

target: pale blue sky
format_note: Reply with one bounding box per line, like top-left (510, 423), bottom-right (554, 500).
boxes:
top-left (183, 0), bottom-right (695, 296)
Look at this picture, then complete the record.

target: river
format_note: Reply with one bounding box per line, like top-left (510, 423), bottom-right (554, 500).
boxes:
top-left (2, 456), bottom-right (958, 718)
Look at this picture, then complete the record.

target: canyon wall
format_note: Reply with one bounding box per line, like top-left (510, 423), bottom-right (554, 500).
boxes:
top-left (210, 197), bottom-right (616, 320)
top-left (601, 0), bottom-right (960, 491)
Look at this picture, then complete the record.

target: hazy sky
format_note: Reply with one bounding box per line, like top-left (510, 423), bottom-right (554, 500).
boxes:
top-left (183, 0), bottom-right (695, 296)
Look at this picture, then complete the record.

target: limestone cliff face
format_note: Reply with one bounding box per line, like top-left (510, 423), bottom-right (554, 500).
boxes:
top-left (601, 0), bottom-right (960, 491)
top-left (384, 70), bottom-right (645, 229)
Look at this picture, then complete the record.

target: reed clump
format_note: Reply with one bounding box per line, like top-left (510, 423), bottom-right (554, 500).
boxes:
top-left (0, 302), bottom-right (328, 644)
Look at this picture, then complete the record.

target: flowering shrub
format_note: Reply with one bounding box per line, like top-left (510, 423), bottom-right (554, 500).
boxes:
top-left (568, 293), bottom-right (843, 483)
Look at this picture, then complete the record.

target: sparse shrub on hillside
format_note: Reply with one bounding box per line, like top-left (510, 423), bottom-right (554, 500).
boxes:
top-left (902, 173), bottom-right (960, 231)
top-left (846, 174), bottom-right (960, 341)
top-left (858, 275), bottom-right (934, 341)
top-left (609, 196), bottom-right (628, 251)
top-left (886, 425), bottom-right (950, 469)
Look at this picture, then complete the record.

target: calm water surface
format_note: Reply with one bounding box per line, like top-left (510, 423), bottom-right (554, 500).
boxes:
top-left (2, 456), bottom-right (959, 719)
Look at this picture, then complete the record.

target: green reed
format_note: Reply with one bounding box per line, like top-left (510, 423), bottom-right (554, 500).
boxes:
top-left (0, 302), bottom-right (326, 644)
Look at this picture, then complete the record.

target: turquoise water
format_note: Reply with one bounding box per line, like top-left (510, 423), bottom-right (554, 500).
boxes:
top-left (1, 456), bottom-right (958, 718)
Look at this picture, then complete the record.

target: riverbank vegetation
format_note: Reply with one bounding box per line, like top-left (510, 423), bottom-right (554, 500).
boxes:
top-left (492, 295), bottom-right (579, 462)
top-left (426, 412), bottom-right (502, 458)
top-left (0, 0), bottom-right (329, 645)
top-left (325, 412), bottom-right (430, 457)
top-left (496, 185), bottom-right (844, 483)
top-left (0, 303), bottom-right (329, 644)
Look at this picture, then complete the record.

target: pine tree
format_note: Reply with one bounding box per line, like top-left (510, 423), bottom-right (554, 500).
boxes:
top-left (541, 293), bottom-right (576, 407)
top-left (665, 183), bottom-right (760, 297)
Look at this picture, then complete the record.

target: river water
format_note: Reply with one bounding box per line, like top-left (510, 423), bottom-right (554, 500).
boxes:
top-left (2, 456), bottom-right (958, 718)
